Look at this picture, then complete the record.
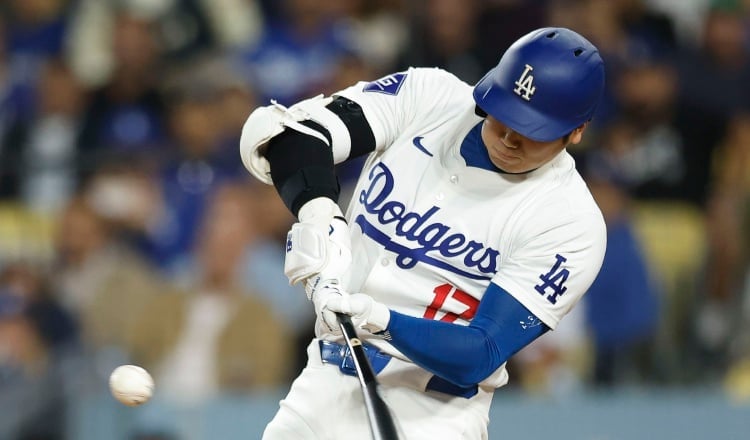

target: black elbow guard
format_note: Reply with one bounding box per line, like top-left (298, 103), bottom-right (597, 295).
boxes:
top-left (265, 124), bottom-right (340, 216)
top-left (265, 96), bottom-right (376, 216)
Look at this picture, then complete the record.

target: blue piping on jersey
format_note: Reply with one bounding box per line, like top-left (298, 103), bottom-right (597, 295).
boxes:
top-left (460, 122), bottom-right (502, 172)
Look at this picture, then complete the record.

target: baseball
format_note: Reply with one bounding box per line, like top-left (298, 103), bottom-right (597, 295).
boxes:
top-left (109, 365), bottom-right (154, 407)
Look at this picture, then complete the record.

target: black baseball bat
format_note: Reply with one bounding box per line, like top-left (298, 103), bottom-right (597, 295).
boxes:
top-left (336, 313), bottom-right (400, 440)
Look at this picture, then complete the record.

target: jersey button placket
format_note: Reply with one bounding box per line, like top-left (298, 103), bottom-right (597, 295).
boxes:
top-left (435, 175), bottom-right (458, 201)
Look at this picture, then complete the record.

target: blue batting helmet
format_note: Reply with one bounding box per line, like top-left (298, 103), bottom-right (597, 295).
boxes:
top-left (473, 27), bottom-right (605, 142)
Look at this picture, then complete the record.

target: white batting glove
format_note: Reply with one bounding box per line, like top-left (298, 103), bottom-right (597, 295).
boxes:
top-left (283, 197), bottom-right (352, 288)
top-left (310, 282), bottom-right (345, 336)
top-left (323, 293), bottom-right (391, 334)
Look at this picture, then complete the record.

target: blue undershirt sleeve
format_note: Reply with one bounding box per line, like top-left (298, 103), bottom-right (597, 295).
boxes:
top-left (385, 283), bottom-right (550, 387)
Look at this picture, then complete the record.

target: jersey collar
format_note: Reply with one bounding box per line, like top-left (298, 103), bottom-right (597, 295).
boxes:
top-left (459, 121), bottom-right (537, 175)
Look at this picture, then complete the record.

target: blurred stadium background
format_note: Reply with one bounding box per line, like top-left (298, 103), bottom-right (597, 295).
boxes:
top-left (0, 0), bottom-right (749, 438)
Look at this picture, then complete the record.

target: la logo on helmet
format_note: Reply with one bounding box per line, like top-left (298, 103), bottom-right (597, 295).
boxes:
top-left (513, 64), bottom-right (536, 101)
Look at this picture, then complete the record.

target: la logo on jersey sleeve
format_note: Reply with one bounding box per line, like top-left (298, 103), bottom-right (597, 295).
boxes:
top-left (534, 254), bottom-right (569, 304)
top-left (363, 72), bottom-right (408, 96)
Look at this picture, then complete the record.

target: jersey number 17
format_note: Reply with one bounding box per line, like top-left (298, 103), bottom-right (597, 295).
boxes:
top-left (423, 284), bottom-right (479, 323)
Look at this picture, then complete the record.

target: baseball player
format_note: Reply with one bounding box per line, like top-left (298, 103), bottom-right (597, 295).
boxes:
top-left (240, 27), bottom-right (607, 439)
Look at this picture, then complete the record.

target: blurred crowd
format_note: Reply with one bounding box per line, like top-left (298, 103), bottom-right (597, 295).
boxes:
top-left (0, 0), bottom-right (749, 438)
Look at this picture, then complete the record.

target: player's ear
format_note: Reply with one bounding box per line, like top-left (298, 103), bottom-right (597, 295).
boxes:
top-left (568, 123), bottom-right (588, 145)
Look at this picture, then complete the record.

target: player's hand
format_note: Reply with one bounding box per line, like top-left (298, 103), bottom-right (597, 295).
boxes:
top-left (301, 215), bottom-right (351, 299)
top-left (324, 293), bottom-right (391, 334)
top-left (310, 282), bottom-right (345, 335)
top-left (284, 197), bottom-right (351, 288)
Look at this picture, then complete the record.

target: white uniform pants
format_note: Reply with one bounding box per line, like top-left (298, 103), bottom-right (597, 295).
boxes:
top-left (263, 340), bottom-right (493, 439)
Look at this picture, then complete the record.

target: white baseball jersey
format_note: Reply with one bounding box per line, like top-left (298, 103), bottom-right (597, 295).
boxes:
top-left (327, 67), bottom-right (606, 388)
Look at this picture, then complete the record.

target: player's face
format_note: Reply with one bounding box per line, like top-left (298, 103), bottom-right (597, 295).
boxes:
top-left (480, 116), bottom-right (584, 173)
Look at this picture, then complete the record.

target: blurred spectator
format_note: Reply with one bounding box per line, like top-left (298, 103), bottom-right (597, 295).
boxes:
top-left (610, 59), bottom-right (722, 206)
top-left (715, 112), bottom-right (750, 399)
top-left (697, 114), bottom-right (750, 369)
top-left (647, 0), bottom-right (714, 46)
top-left (4, 0), bottom-right (71, 58)
top-left (136, 55), bottom-right (248, 273)
top-left (1, 0), bottom-right (72, 131)
top-left (234, 0), bottom-right (358, 105)
top-left (190, 0), bottom-right (264, 50)
top-left (0, 263), bottom-right (79, 355)
top-left (163, 54), bottom-right (258, 168)
top-left (83, 161), bottom-right (161, 242)
top-left (0, 294), bottom-right (63, 439)
top-left (128, 183), bottom-right (294, 405)
top-left (675, 1), bottom-right (750, 122)
top-left (135, 0), bottom-right (254, 60)
top-left (325, 0), bottom-right (408, 75)
top-left (77, 10), bottom-right (168, 169)
top-left (52, 194), bottom-right (164, 354)
top-left (615, 0), bottom-right (678, 55)
top-left (0, 21), bottom-right (33, 172)
top-left (66, 0), bottom-right (263, 87)
top-left (603, 51), bottom-right (724, 374)
top-left (554, 0), bottom-right (677, 131)
top-left (395, 0), bottom-right (486, 83)
top-left (546, 0), bottom-right (678, 137)
top-left (241, 183), bottom-right (313, 377)
top-left (0, 262), bottom-right (77, 440)
top-left (1, 58), bottom-right (87, 213)
top-left (612, 62), bottom-right (685, 195)
top-left (582, 148), bottom-right (662, 386)
top-left (571, 0), bottom-right (676, 64)
top-left (584, 116), bottom-right (708, 381)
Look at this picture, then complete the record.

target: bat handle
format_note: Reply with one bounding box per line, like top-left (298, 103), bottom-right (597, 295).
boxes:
top-left (336, 313), bottom-right (400, 440)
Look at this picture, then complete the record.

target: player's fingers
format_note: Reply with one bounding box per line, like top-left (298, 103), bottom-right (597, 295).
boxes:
top-left (321, 309), bottom-right (341, 334)
top-left (315, 314), bottom-right (341, 336)
top-left (325, 295), bottom-right (352, 315)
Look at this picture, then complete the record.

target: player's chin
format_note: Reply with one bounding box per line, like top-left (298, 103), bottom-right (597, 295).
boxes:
top-left (490, 155), bottom-right (524, 173)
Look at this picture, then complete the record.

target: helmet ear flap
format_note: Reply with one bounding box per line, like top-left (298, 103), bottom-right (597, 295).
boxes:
top-left (473, 27), bottom-right (605, 142)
